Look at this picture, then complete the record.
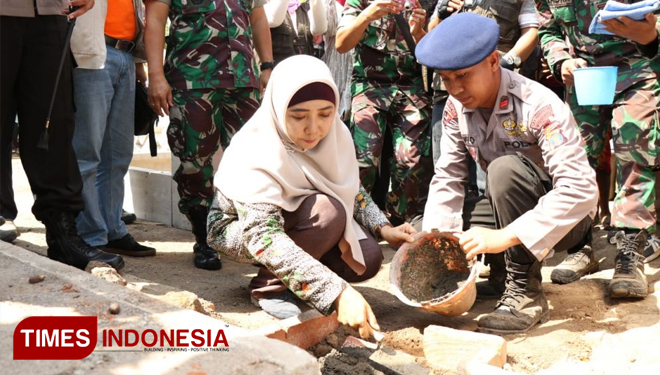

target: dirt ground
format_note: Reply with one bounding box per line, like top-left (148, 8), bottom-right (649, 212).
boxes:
top-left (7, 157), bottom-right (660, 374)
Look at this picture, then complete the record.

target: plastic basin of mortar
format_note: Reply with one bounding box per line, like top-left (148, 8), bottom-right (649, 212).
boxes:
top-left (389, 231), bottom-right (481, 317)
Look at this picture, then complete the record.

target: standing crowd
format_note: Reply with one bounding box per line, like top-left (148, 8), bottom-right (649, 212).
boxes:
top-left (1, 0), bottom-right (658, 337)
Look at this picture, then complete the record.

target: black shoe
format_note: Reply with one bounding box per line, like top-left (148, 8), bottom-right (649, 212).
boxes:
top-left (121, 210), bottom-right (137, 225)
top-left (188, 206), bottom-right (222, 270)
top-left (477, 253), bottom-right (506, 299)
top-left (43, 211), bottom-right (124, 271)
top-left (103, 233), bottom-right (156, 257)
top-left (478, 260), bottom-right (548, 334)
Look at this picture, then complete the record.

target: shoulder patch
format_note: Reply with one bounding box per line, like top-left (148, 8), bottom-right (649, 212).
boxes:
top-left (443, 100), bottom-right (459, 127)
top-left (530, 105), bottom-right (554, 130)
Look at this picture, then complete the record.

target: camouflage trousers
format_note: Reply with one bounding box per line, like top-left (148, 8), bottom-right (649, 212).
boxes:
top-left (568, 77), bottom-right (660, 232)
top-left (168, 88), bottom-right (259, 214)
top-left (349, 85), bottom-right (433, 222)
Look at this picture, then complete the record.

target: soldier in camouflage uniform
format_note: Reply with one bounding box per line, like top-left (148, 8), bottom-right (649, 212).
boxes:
top-left (538, 0), bottom-right (660, 298)
top-left (144, 0), bottom-right (274, 270)
top-left (336, 0), bottom-right (435, 224)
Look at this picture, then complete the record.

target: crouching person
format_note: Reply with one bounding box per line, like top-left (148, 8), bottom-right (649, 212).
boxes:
top-left (417, 14), bottom-right (599, 334)
top-left (206, 55), bottom-right (415, 338)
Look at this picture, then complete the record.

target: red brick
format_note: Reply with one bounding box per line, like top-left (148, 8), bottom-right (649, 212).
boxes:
top-left (259, 310), bottom-right (339, 350)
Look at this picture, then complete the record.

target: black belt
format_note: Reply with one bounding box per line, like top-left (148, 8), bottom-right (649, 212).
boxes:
top-left (104, 35), bottom-right (135, 53)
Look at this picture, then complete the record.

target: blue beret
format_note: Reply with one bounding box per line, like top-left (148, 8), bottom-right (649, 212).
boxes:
top-left (417, 13), bottom-right (500, 70)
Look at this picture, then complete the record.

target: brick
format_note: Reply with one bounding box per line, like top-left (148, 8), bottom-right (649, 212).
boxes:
top-left (424, 325), bottom-right (507, 372)
top-left (259, 310), bottom-right (339, 350)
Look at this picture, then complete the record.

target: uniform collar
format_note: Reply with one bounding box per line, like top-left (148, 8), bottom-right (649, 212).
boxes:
top-left (461, 68), bottom-right (518, 115)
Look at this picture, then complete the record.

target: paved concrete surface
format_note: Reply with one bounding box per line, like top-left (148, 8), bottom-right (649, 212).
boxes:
top-left (0, 241), bottom-right (320, 375)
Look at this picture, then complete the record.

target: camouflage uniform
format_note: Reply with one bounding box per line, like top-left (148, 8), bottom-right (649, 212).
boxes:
top-left (158, 0), bottom-right (264, 213)
top-left (340, 0), bottom-right (435, 223)
top-left (537, 0), bottom-right (660, 232)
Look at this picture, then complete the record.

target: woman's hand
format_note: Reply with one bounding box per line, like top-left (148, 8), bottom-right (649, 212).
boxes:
top-left (380, 223), bottom-right (416, 247)
top-left (147, 73), bottom-right (173, 116)
top-left (334, 285), bottom-right (380, 339)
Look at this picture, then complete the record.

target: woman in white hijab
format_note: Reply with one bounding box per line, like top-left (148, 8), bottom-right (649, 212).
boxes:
top-left (208, 55), bottom-right (415, 339)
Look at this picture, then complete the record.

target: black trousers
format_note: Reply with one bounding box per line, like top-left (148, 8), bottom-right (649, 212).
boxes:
top-left (463, 153), bottom-right (592, 265)
top-left (1, 120), bottom-right (18, 220)
top-left (0, 15), bottom-right (84, 221)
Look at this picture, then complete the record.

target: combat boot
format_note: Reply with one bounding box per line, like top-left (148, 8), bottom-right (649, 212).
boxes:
top-left (609, 230), bottom-right (648, 298)
top-left (551, 244), bottom-right (599, 284)
top-left (187, 206), bottom-right (222, 270)
top-left (476, 253), bottom-right (506, 299)
top-left (43, 211), bottom-right (124, 271)
top-left (477, 259), bottom-right (548, 334)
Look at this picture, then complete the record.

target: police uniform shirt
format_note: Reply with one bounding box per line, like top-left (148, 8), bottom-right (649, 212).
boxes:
top-left (423, 69), bottom-right (598, 261)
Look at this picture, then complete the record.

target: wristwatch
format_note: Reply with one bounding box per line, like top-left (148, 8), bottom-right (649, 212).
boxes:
top-left (260, 61), bottom-right (275, 71)
top-left (502, 53), bottom-right (521, 68)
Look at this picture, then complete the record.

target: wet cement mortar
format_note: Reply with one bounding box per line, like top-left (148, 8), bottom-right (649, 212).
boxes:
top-left (399, 234), bottom-right (470, 302)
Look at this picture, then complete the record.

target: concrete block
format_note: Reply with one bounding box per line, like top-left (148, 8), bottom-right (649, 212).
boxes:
top-left (259, 310), bottom-right (339, 350)
top-left (458, 362), bottom-right (525, 375)
top-left (424, 325), bottom-right (507, 372)
top-left (127, 166), bottom-right (172, 226)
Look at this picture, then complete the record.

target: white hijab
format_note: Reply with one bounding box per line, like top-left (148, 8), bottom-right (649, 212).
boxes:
top-left (214, 55), bottom-right (367, 274)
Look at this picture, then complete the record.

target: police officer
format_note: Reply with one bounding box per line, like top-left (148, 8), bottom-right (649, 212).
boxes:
top-left (417, 13), bottom-right (598, 334)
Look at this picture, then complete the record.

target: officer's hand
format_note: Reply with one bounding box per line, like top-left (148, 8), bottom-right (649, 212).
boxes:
top-left (380, 223), bottom-right (416, 247)
top-left (361, 0), bottom-right (403, 23)
top-left (408, 6), bottom-right (427, 39)
top-left (458, 227), bottom-right (521, 260)
top-left (147, 74), bottom-right (173, 117)
top-left (600, 13), bottom-right (658, 45)
top-left (334, 286), bottom-right (380, 340)
top-left (560, 58), bottom-right (587, 86)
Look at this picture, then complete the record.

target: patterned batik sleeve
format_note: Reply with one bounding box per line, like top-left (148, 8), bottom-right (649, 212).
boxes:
top-left (353, 185), bottom-right (391, 240)
top-left (536, 0), bottom-right (572, 81)
top-left (236, 201), bottom-right (348, 315)
top-left (207, 189), bottom-right (254, 263)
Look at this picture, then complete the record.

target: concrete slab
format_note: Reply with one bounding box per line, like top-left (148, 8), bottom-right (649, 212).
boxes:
top-left (0, 241), bottom-right (320, 375)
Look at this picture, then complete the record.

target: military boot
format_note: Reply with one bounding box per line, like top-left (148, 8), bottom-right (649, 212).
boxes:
top-left (476, 253), bottom-right (506, 299)
top-left (477, 258), bottom-right (549, 334)
top-left (609, 230), bottom-right (648, 298)
top-left (187, 206), bottom-right (222, 270)
top-left (551, 240), bottom-right (599, 284)
top-left (43, 211), bottom-right (124, 271)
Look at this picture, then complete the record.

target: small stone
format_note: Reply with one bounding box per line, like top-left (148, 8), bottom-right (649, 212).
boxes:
top-left (326, 333), bottom-right (342, 349)
top-left (108, 303), bottom-right (121, 315)
top-left (91, 267), bottom-right (127, 286)
top-left (29, 275), bottom-right (45, 284)
top-left (158, 291), bottom-right (204, 313)
top-left (314, 344), bottom-right (333, 357)
top-left (85, 261), bottom-right (111, 273)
